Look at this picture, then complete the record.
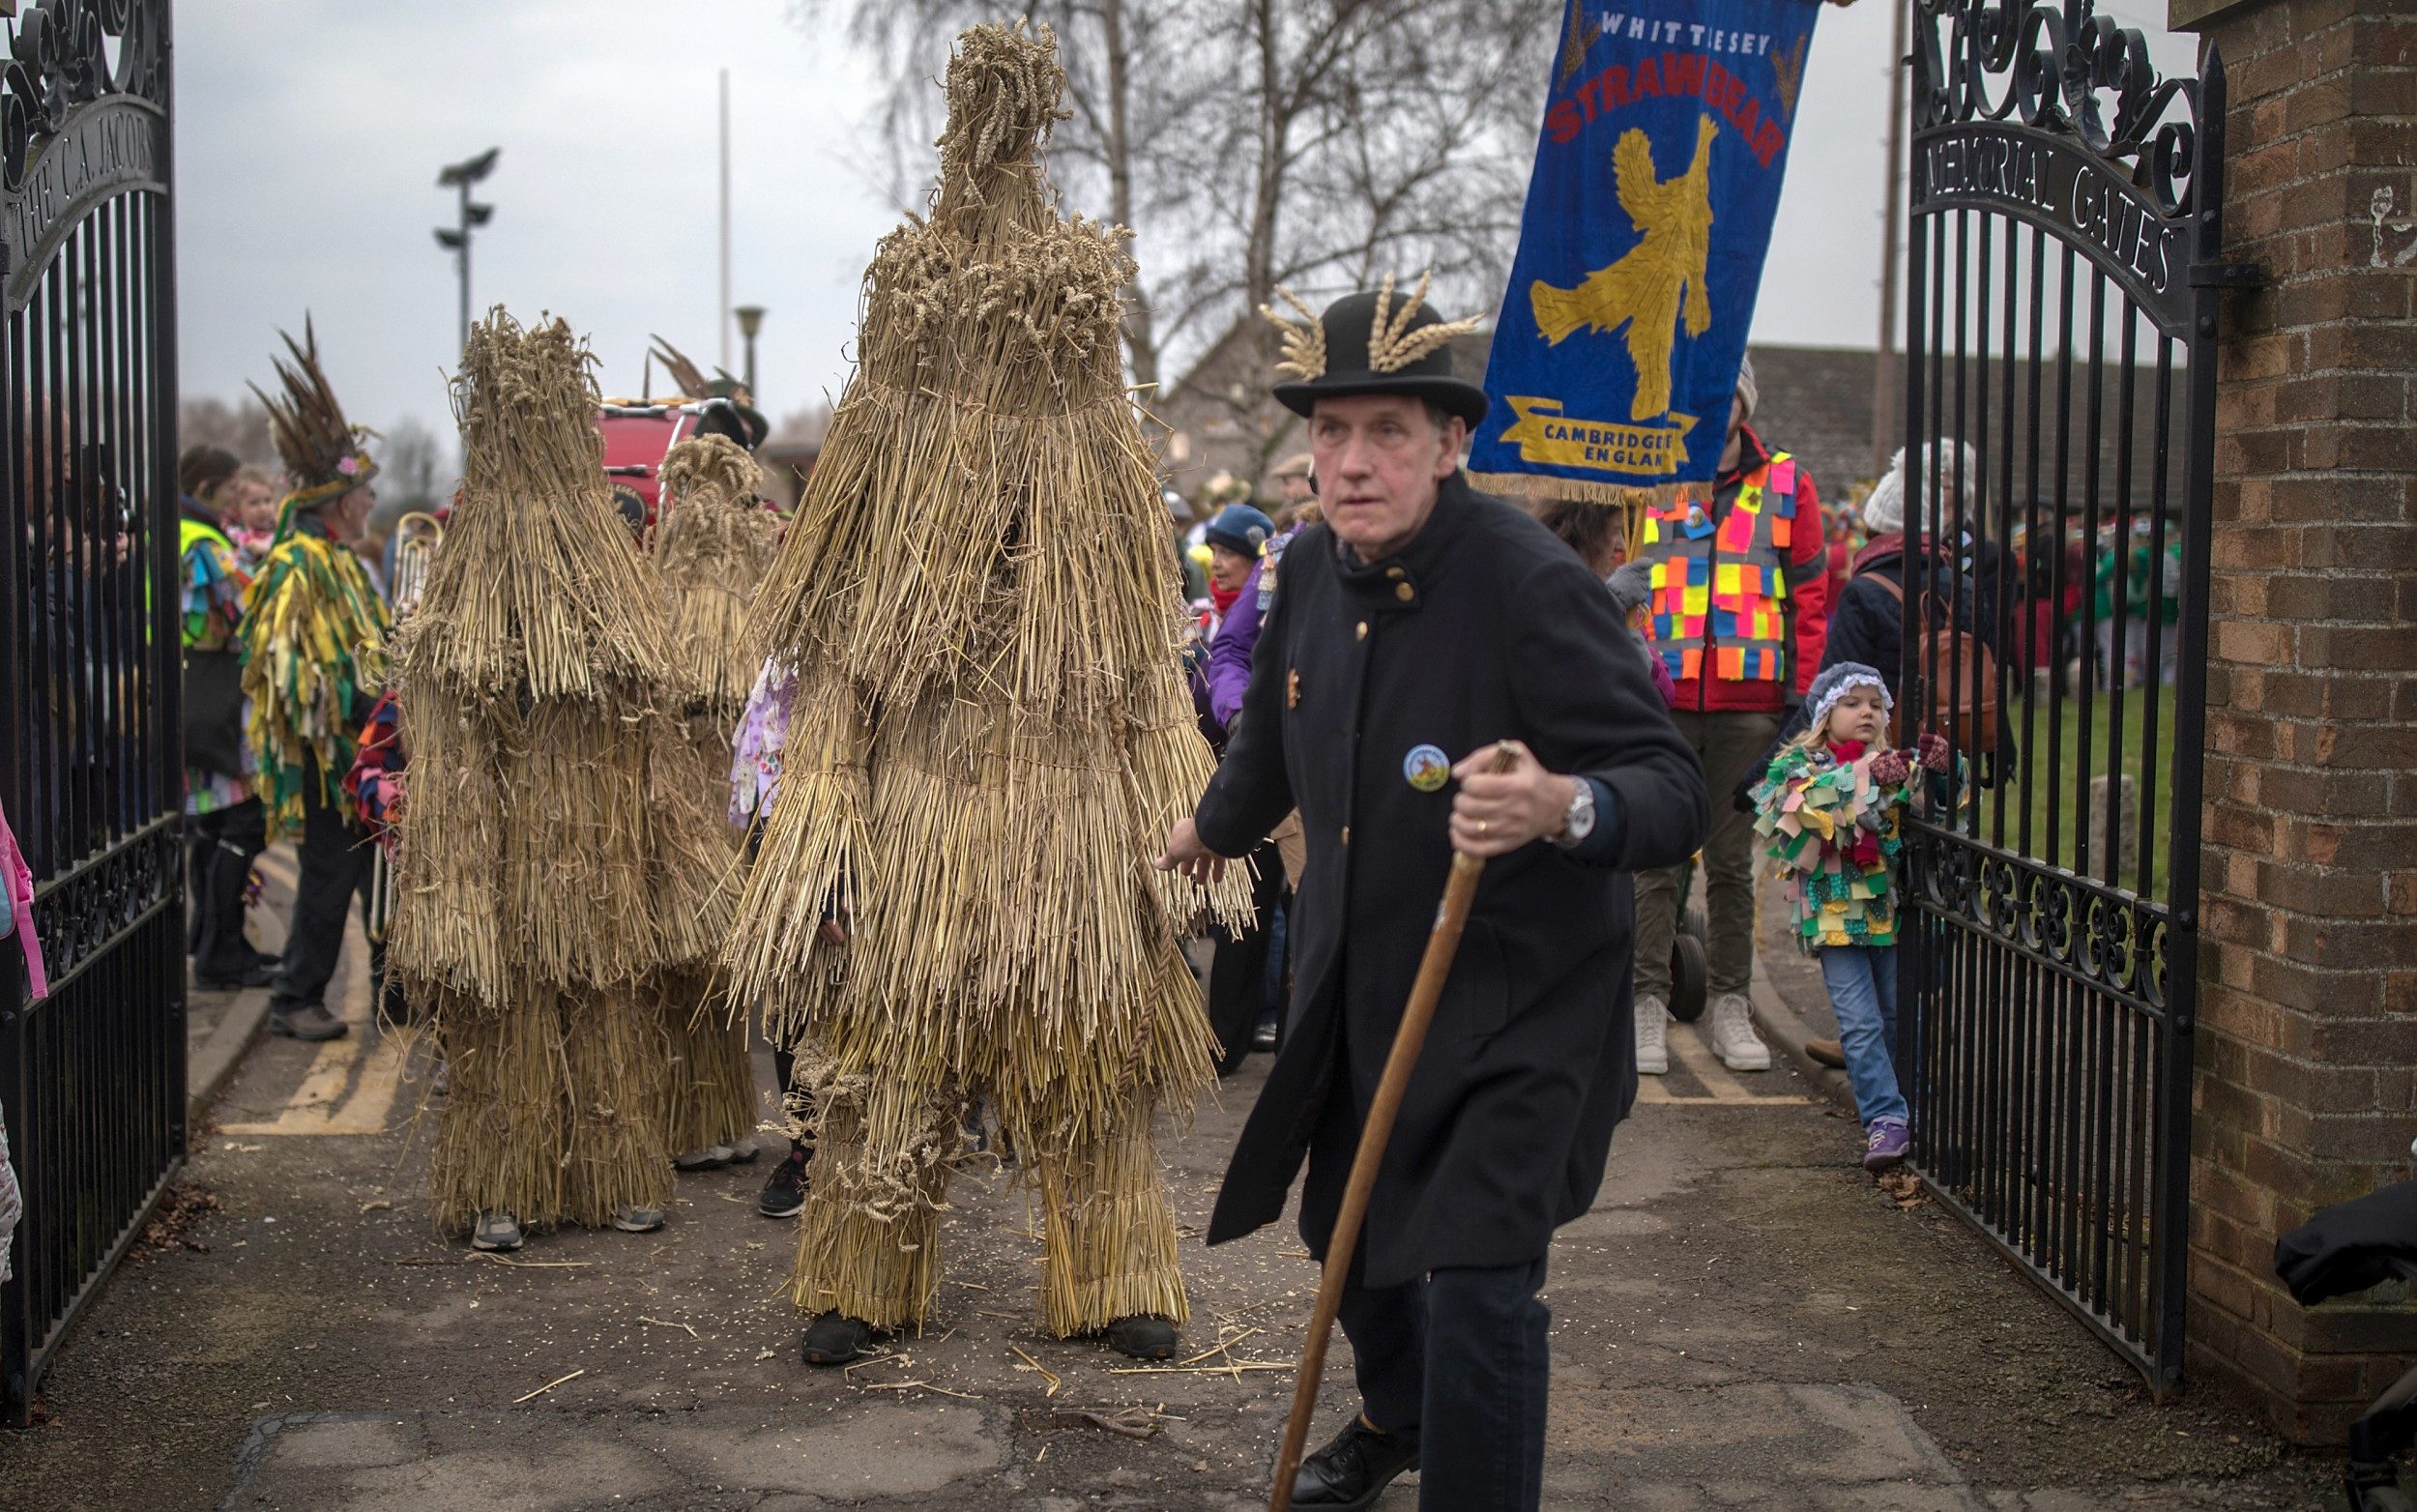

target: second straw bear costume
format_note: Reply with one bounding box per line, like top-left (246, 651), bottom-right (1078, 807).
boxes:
top-left (391, 311), bottom-right (690, 1250)
top-left (649, 433), bottom-right (776, 1168)
top-left (723, 24), bottom-right (1246, 1363)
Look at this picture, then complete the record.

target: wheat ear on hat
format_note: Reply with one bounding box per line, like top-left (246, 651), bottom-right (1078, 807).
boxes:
top-left (1366, 269), bottom-right (1481, 374)
top-left (1262, 286), bottom-right (1327, 381)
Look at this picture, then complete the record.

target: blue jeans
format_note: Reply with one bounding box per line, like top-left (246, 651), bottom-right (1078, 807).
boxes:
top-left (1820, 944), bottom-right (1907, 1127)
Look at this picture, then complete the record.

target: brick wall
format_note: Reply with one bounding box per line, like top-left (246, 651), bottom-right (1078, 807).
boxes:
top-left (2176, 0), bottom-right (2417, 1445)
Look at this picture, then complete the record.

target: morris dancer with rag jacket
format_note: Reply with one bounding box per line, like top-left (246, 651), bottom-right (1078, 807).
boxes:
top-left (238, 326), bottom-right (392, 1044)
top-left (179, 444), bottom-right (275, 992)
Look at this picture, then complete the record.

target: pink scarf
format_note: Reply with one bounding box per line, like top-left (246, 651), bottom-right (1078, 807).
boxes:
top-left (0, 800), bottom-right (46, 1002)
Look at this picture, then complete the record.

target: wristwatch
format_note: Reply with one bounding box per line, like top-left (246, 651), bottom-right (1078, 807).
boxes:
top-left (1551, 778), bottom-right (1596, 849)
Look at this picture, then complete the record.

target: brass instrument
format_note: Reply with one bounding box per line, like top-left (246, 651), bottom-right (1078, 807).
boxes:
top-left (390, 509), bottom-right (444, 620)
top-left (365, 509), bottom-right (445, 969)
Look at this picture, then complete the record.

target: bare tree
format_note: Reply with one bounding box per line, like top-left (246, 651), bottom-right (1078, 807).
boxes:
top-left (179, 394), bottom-right (277, 468)
top-left (796, 0), bottom-right (1212, 395)
top-left (769, 400), bottom-right (835, 451)
top-left (792, 0), bottom-right (1555, 413)
top-left (371, 417), bottom-right (449, 510)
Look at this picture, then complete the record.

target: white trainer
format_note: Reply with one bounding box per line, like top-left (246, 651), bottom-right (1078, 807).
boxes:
top-left (1636, 996), bottom-right (1670, 1075)
top-left (1708, 992), bottom-right (1771, 1071)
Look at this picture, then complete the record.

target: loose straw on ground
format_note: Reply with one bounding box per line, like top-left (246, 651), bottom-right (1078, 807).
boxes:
top-left (513, 1369), bottom-right (587, 1404)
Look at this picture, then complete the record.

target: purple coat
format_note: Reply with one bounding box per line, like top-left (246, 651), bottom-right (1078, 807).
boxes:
top-left (1204, 560), bottom-right (1267, 733)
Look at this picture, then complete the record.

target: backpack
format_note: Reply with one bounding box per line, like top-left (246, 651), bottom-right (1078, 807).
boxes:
top-left (1872, 571), bottom-right (1998, 755)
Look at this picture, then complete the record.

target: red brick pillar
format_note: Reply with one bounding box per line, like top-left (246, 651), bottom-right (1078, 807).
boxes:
top-left (2172, 0), bottom-right (2417, 1445)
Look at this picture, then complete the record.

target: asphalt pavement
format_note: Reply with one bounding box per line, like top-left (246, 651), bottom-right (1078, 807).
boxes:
top-left (0, 879), bottom-right (2345, 1511)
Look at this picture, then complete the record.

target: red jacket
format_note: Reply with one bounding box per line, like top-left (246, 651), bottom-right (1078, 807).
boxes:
top-left (1665, 426), bottom-right (1833, 715)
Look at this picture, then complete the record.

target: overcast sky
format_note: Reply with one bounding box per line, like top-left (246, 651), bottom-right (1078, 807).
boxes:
top-left (175, 1), bottom-right (2195, 458)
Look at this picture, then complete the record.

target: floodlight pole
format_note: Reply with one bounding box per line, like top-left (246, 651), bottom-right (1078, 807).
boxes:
top-left (1871, 0), bottom-right (1908, 482)
top-left (719, 70), bottom-right (733, 371)
top-left (735, 305), bottom-right (766, 397)
top-left (452, 175), bottom-right (471, 355)
top-left (434, 148), bottom-right (501, 359)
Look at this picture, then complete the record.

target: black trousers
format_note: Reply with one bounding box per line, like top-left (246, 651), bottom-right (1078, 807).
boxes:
top-left (1207, 840), bottom-right (1284, 1075)
top-left (770, 1047), bottom-right (814, 1153)
top-left (187, 797), bottom-right (267, 978)
top-left (1301, 1065), bottom-right (1552, 1512)
top-left (270, 767), bottom-right (373, 1013)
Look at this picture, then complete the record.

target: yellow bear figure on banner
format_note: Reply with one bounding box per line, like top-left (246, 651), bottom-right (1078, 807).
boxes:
top-left (1531, 114), bottom-right (1719, 422)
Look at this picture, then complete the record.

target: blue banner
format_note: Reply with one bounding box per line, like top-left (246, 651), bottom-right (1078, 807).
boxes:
top-left (1470, 0), bottom-right (1824, 503)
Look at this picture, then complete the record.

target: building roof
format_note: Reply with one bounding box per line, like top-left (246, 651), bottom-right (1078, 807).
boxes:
top-left (1155, 320), bottom-right (1890, 505)
top-left (1154, 318), bottom-right (2183, 531)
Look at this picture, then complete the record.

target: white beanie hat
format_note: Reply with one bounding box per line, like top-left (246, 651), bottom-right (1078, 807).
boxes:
top-left (1864, 439), bottom-right (1980, 536)
top-left (1862, 448), bottom-right (1907, 535)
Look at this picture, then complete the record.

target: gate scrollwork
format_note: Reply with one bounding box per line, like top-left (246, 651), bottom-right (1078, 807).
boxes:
top-left (1912, 0), bottom-right (2201, 217)
top-left (2, 0), bottom-right (166, 194)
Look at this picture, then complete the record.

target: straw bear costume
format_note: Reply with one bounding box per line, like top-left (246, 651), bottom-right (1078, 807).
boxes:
top-left (722, 25), bottom-right (1247, 1340)
top-left (389, 312), bottom-right (704, 1236)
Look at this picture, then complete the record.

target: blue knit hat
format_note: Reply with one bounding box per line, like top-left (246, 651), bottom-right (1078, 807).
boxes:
top-left (1203, 503), bottom-right (1273, 558)
top-left (1807, 661), bottom-right (1892, 734)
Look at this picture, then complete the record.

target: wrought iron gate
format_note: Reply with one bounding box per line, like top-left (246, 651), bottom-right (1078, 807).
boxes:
top-left (0, 0), bottom-right (183, 1425)
top-left (1897, 0), bottom-right (2232, 1390)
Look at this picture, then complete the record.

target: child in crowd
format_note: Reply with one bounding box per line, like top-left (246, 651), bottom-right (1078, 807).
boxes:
top-left (1535, 499), bottom-right (1676, 706)
top-left (1749, 662), bottom-right (1948, 1171)
top-left (227, 468), bottom-right (283, 564)
top-left (728, 659), bottom-right (818, 1218)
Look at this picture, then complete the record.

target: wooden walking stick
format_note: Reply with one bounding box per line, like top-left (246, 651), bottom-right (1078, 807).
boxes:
top-left (1267, 742), bottom-right (1524, 1512)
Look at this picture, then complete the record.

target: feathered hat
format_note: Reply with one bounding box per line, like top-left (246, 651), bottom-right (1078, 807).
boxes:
top-left (250, 318), bottom-right (377, 512)
top-left (649, 334), bottom-right (770, 450)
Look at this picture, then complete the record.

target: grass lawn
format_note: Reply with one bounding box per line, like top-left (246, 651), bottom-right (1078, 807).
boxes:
top-left (1960, 683), bottom-right (2181, 904)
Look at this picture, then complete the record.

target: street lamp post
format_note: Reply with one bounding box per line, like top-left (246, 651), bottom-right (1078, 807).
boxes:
top-left (733, 305), bottom-right (767, 397)
top-left (434, 147), bottom-right (501, 358)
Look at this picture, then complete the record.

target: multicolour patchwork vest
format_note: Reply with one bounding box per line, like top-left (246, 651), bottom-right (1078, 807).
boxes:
top-left (1638, 452), bottom-right (1799, 684)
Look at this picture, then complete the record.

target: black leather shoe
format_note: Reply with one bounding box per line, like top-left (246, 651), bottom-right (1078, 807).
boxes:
top-left (1103, 1315), bottom-right (1178, 1359)
top-left (194, 959), bottom-right (277, 991)
top-left (800, 1312), bottom-right (877, 1366)
top-left (757, 1143), bottom-right (810, 1219)
top-left (1292, 1415), bottom-right (1419, 1510)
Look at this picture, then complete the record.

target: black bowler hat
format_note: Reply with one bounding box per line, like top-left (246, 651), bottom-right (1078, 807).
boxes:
top-left (1266, 272), bottom-right (1488, 427)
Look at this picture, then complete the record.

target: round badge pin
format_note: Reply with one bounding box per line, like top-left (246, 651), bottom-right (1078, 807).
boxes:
top-left (1403, 743), bottom-right (1450, 793)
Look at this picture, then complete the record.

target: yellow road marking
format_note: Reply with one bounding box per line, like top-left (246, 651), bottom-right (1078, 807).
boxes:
top-left (1671, 1029), bottom-right (1757, 1102)
top-left (1634, 1032), bottom-right (1819, 1107)
top-left (253, 848), bottom-right (299, 892)
top-left (222, 845), bottom-right (408, 1136)
top-left (287, 1030), bottom-right (363, 1111)
top-left (220, 965), bottom-right (413, 1136)
top-left (218, 1034), bottom-right (410, 1136)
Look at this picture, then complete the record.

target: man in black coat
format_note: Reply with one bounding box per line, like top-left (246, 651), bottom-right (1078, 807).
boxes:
top-left (1157, 283), bottom-right (1708, 1511)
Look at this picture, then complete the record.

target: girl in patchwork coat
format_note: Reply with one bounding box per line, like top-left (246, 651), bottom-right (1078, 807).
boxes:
top-left (1750, 662), bottom-right (1949, 1171)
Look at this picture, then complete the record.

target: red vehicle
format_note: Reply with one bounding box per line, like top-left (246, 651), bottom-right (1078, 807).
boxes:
top-left (595, 397), bottom-right (753, 531)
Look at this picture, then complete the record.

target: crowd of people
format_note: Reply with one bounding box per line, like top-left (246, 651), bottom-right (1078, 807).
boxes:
top-left (177, 424), bottom-right (388, 1041)
top-left (160, 305), bottom-right (2050, 1512)
top-left (158, 48), bottom-right (2131, 1512)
